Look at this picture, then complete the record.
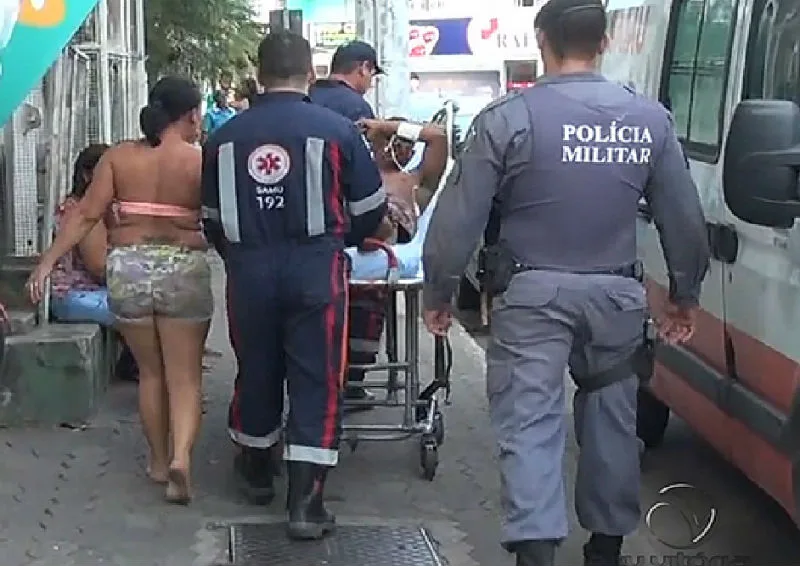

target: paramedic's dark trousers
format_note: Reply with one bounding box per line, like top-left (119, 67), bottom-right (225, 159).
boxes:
top-left (226, 244), bottom-right (349, 466)
top-left (347, 287), bottom-right (388, 397)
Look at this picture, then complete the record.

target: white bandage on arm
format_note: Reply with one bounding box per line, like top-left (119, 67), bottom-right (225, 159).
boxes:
top-left (396, 121), bottom-right (423, 142)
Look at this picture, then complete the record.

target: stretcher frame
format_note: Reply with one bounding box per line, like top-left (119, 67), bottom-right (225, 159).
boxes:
top-left (344, 276), bottom-right (452, 481)
top-left (340, 101), bottom-right (456, 480)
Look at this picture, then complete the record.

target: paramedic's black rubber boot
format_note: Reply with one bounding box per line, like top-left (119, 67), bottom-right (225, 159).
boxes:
top-left (583, 533), bottom-right (623, 566)
top-left (234, 447), bottom-right (276, 505)
top-left (286, 461), bottom-right (335, 540)
top-left (514, 540), bottom-right (557, 566)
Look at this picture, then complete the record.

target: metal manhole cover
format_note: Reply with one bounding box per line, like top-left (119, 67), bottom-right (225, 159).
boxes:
top-left (228, 522), bottom-right (443, 565)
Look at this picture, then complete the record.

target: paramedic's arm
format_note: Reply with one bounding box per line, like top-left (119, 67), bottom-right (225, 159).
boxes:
top-left (644, 114), bottom-right (710, 307)
top-left (201, 138), bottom-right (226, 259)
top-left (422, 106), bottom-right (514, 312)
top-left (343, 127), bottom-right (387, 246)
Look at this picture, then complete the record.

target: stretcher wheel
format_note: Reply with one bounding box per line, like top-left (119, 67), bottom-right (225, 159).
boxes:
top-left (432, 411), bottom-right (445, 446)
top-left (420, 440), bottom-right (438, 481)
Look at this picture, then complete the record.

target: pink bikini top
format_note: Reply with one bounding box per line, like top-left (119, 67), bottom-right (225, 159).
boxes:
top-left (112, 200), bottom-right (199, 222)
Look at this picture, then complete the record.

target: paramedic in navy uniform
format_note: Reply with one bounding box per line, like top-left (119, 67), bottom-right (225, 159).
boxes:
top-left (201, 31), bottom-right (387, 541)
top-left (421, 1), bottom-right (710, 565)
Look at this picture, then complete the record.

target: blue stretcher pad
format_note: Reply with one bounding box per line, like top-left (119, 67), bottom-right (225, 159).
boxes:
top-left (345, 182), bottom-right (442, 282)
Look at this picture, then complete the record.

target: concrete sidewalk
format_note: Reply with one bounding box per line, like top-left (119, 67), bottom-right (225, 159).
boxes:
top-left (0, 260), bottom-right (504, 566)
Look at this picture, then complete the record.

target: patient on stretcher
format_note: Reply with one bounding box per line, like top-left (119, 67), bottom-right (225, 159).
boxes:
top-left (344, 117), bottom-right (448, 405)
top-left (349, 117), bottom-right (448, 278)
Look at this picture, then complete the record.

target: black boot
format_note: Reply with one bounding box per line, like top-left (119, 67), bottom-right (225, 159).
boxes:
top-left (286, 461), bottom-right (335, 540)
top-left (583, 534), bottom-right (623, 566)
top-left (514, 540), bottom-right (557, 566)
top-left (234, 447), bottom-right (277, 505)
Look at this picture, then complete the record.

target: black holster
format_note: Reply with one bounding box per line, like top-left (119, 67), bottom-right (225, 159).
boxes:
top-left (632, 317), bottom-right (656, 383)
top-left (477, 242), bottom-right (519, 297)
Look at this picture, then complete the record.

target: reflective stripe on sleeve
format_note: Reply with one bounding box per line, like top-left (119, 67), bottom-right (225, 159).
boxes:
top-left (349, 186), bottom-right (386, 216)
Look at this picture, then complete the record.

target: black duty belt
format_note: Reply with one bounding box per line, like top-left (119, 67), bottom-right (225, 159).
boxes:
top-left (511, 260), bottom-right (644, 282)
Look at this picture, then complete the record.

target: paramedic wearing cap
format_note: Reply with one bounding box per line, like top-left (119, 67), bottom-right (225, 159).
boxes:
top-left (421, 1), bottom-right (710, 565)
top-left (202, 31), bottom-right (386, 541)
top-left (309, 39), bottom-right (384, 407)
top-left (309, 40), bottom-right (383, 122)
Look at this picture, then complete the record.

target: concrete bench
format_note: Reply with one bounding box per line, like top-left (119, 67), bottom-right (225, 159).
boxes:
top-left (0, 258), bottom-right (120, 426)
top-left (0, 322), bottom-right (105, 426)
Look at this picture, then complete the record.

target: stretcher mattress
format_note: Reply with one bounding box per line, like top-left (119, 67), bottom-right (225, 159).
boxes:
top-left (345, 179), bottom-right (443, 282)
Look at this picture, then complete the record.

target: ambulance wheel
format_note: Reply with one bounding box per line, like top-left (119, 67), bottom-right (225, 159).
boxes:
top-left (637, 386), bottom-right (670, 449)
top-left (420, 440), bottom-right (438, 481)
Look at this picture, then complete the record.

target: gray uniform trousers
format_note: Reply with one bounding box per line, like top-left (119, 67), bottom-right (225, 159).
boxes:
top-left (486, 269), bottom-right (645, 547)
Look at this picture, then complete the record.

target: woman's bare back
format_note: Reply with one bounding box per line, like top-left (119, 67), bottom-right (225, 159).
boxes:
top-left (108, 139), bottom-right (205, 248)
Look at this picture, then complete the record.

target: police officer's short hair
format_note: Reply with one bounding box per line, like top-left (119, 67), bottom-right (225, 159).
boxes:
top-left (534, 0), bottom-right (607, 59)
top-left (257, 31), bottom-right (312, 85)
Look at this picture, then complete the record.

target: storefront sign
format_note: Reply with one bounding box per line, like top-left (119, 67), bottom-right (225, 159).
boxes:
top-left (466, 15), bottom-right (539, 58)
top-left (312, 22), bottom-right (357, 49)
top-left (410, 9), bottom-right (542, 59)
top-left (0, 0), bottom-right (98, 128)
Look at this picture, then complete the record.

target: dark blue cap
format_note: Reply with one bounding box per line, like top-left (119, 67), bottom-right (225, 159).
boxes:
top-left (331, 40), bottom-right (385, 75)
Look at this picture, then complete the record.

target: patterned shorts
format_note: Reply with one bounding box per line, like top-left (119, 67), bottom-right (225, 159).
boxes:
top-left (387, 195), bottom-right (417, 243)
top-left (107, 244), bottom-right (213, 323)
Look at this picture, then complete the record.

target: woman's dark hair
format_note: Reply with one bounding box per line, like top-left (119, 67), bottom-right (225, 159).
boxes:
top-left (71, 143), bottom-right (110, 198)
top-left (139, 76), bottom-right (202, 146)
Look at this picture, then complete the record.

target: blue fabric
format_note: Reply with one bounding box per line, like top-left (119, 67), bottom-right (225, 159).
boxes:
top-left (346, 181), bottom-right (443, 280)
top-left (204, 107), bottom-right (236, 134)
top-left (51, 288), bottom-right (115, 327)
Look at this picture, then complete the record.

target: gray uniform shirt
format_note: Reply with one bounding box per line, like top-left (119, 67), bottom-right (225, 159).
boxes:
top-left (422, 72), bottom-right (710, 311)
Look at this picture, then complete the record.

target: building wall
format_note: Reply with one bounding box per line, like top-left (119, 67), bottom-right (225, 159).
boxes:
top-left (0, 0), bottom-right (146, 258)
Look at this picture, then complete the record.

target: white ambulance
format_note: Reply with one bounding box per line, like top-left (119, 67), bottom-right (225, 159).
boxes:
top-left (602, 0), bottom-right (800, 522)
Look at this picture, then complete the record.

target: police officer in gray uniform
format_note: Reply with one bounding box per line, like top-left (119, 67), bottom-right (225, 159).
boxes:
top-left (421, 0), bottom-right (710, 565)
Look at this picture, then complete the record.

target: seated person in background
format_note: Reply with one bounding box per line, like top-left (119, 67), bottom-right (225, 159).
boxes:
top-left (345, 117), bottom-right (448, 407)
top-left (50, 144), bottom-right (138, 381)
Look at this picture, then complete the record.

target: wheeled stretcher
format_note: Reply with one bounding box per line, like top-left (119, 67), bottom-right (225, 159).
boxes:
top-left (345, 264), bottom-right (452, 480)
top-left (342, 184), bottom-right (451, 480)
top-left (341, 105), bottom-right (458, 479)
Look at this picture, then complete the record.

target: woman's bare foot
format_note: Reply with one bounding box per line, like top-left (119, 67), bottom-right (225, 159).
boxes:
top-left (165, 466), bottom-right (191, 505)
top-left (147, 459), bottom-right (169, 484)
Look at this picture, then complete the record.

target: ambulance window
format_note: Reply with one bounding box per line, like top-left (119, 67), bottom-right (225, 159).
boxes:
top-left (661, 0), bottom-right (738, 162)
top-left (744, 0), bottom-right (800, 104)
